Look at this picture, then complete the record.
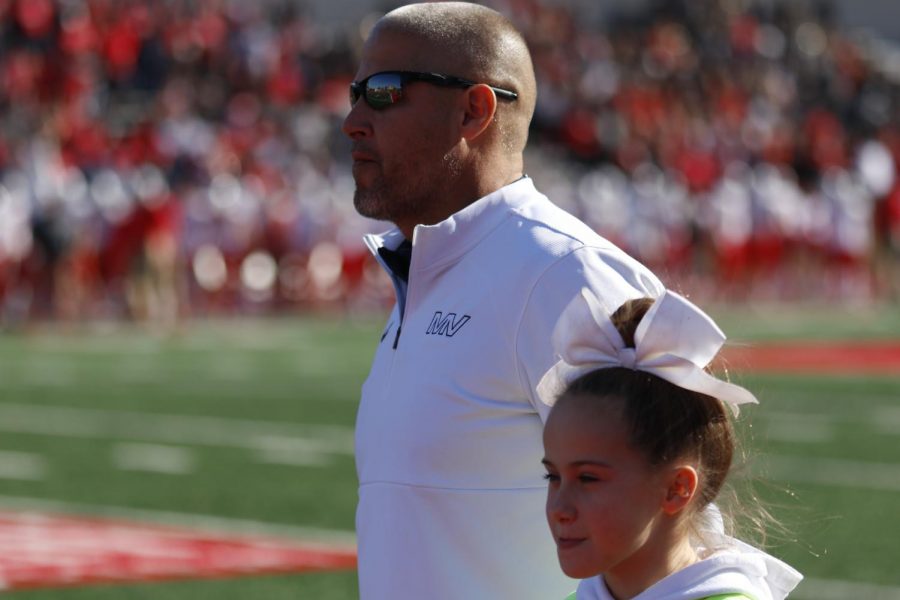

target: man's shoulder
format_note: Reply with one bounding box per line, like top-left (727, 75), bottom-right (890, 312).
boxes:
top-left (517, 197), bottom-right (663, 295)
top-left (480, 178), bottom-right (609, 254)
top-left (481, 182), bottom-right (664, 296)
top-left (497, 194), bottom-right (615, 261)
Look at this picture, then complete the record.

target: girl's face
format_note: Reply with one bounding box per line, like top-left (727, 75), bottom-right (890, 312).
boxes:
top-left (542, 393), bottom-right (672, 580)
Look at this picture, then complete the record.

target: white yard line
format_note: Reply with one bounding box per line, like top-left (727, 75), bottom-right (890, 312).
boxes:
top-left (762, 455), bottom-right (900, 493)
top-left (0, 494), bottom-right (356, 548)
top-left (19, 362), bottom-right (76, 386)
top-left (0, 403), bottom-right (353, 456)
top-left (870, 406), bottom-right (900, 436)
top-left (254, 435), bottom-right (336, 467)
top-left (794, 577), bottom-right (900, 600)
top-left (759, 409), bottom-right (900, 441)
top-left (762, 420), bottom-right (834, 444)
top-left (111, 443), bottom-right (197, 475)
top-left (0, 451), bottom-right (46, 481)
top-left (761, 388), bottom-right (900, 406)
top-left (757, 411), bottom-right (838, 426)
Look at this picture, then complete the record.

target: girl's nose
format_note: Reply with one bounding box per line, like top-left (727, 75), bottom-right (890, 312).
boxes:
top-left (547, 488), bottom-right (576, 523)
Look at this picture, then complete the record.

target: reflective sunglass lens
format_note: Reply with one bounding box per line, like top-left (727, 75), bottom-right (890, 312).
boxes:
top-left (365, 73), bottom-right (403, 109)
top-left (349, 73), bottom-right (413, 109)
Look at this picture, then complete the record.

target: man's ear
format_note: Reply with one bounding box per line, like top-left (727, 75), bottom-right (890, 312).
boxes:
top-left (662, 466), bottom-right (698, 516)
top-left (459, 84), bottom-right (497, 141)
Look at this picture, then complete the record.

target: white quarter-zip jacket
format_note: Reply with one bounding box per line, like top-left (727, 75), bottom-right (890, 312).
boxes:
top-left (573, 535), bottom-right (803, 600)
top-left (356, 177), bottom-right (664, 599)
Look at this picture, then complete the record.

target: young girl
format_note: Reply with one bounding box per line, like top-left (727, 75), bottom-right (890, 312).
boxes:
top-left (538, 289), bottom-right (802, 600)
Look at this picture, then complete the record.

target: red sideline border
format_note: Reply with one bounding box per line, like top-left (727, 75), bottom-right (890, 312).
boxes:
top-left (721, 341), bottom-right (900, 374)
top-left (0, 511), bottom-right (356, 591)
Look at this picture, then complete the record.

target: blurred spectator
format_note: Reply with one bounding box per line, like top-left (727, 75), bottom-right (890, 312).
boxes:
top-left (2, 0), bottom-right (900, 327)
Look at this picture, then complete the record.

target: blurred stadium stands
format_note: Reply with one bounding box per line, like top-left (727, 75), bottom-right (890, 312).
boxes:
top-left (1, 0), bottom-right (900, 328)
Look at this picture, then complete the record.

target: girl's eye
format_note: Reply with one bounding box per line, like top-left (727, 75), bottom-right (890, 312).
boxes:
top-left (543, 472), bottom-right (559, 482)
top-left (578, 473), bottom-right (599, 483)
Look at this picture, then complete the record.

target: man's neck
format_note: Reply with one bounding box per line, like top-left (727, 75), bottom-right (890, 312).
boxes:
top-left (395, 167), bottom-right (525, 240)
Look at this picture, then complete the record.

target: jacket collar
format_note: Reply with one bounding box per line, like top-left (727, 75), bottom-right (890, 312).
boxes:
top-left (364, 176), bottom-right (540, 278)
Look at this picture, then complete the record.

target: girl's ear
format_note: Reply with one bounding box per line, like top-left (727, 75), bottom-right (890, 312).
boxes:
top-left (662, 465), bottom-right (698, 515)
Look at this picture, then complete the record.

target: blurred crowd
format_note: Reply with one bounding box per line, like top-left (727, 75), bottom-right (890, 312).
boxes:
top-left (1, 0), bottom-right (899, 327)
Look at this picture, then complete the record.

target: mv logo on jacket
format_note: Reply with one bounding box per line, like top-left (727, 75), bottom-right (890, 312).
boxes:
top-left (426, 311), bottom-right (471, 337)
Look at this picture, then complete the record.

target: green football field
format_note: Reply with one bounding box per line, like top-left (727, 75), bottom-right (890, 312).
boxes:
top-left (1, 305), bottom-right (899, 599)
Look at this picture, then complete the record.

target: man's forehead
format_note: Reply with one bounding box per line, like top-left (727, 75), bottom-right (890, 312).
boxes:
top-left (358, 27), bottom-right (455, 77)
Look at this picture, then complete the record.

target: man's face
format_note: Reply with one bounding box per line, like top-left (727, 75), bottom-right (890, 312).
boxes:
top-left (342, 29), bottom-right (463, 233)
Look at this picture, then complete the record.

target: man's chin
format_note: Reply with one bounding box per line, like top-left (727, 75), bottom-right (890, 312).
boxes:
top-left (353, 192), bottom-right (389, 221)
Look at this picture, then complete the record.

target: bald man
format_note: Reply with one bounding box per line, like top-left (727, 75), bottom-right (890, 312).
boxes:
top-left (343, 3), bottom-right (664, 598)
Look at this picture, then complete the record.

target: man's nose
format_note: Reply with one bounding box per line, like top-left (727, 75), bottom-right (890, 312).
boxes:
top-left (342, 100), bottom-right (372, 139)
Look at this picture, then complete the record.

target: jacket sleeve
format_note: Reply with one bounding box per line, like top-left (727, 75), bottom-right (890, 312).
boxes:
top-left (514, 245), bottom-right (664, 421)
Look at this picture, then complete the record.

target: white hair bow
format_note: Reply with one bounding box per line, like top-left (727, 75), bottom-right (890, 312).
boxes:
top-left (536, 289), bottom-right (758, 415)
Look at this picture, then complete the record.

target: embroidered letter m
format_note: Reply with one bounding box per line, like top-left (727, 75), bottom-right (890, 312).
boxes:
top-left (426, 312), bottom-right (471, 337)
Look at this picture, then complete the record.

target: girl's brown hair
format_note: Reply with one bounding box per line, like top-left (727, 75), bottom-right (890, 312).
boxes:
top-left (560, 298), bottom-right (734, 516)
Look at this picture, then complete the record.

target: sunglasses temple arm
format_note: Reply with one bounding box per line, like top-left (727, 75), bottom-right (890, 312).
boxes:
top-left (491, 87), bottom-right (518, 101)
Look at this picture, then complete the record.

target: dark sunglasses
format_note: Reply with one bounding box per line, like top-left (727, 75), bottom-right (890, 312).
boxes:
top-left (349, 70), bottom-right (518, 110)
